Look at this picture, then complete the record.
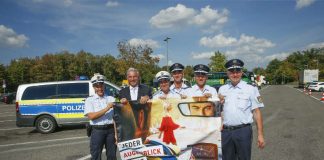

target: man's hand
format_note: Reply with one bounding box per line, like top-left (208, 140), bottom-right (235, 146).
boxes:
top-left (106, 103), bottom-right (114, 111)
top-left (159, 95), bottom-right (167, 100)
top-left (140, 95), bottom-right (150, 104)
top-left (203, 93), bottom-right (212, 98)
top-left (120, 98), bottom-right (128, 105)
top-left (180, 94), bottom-right (187, 99)
top-left (257, 134), bottom-right (265, 149)
top-left (218, 94), bottom-right (225, 104)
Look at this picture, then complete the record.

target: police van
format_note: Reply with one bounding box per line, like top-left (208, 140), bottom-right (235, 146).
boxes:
top-left (16, 80), bottom-right (120, 133)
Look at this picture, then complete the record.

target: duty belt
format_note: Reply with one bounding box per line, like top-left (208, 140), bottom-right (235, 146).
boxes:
top-left (92, 124), bottom-right (114, 130)
top-left (223, 124), bottom-right (251, 131)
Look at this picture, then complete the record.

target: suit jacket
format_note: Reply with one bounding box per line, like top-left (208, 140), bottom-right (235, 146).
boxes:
top-left (119, 84), bottom-right (152, 101)
top-left (116, 84), bottom-right (152, 141)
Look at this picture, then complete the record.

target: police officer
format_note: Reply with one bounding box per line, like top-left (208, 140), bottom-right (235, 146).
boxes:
top-left (84, 73), bottom-right (117, 160)
top-left (186, 64), bottom-right (218, 100)
top-left (153, 71), bottom-right (181, 99)
top-left (218, 59), bottom-right (265, 160)
top-left (169, 63), bottom-right (189, 98)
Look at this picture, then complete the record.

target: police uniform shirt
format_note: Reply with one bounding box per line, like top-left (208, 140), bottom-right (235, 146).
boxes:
top-left (84, 94), bottom-right (115, 125)
top-left (186, 84), bottom-right (219, 100)
top-left (253, 86), bottom-right (264, 107)
top-left (170, 83), bottom-right (189, 95)
top-left (153, 90), bottom-right (181, 99)
top-left (218, 80), bottom-right (264, 126)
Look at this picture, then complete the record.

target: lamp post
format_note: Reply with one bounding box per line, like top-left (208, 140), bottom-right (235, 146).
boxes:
top-left (164, 37), bottom-right (171, 71)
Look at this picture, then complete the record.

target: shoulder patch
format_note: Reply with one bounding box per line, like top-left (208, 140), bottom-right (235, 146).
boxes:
top-left (257, 96), bottom-right (263, 103)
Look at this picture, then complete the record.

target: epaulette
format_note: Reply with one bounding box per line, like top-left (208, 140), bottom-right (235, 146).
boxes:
top-left (153, 90), bottom-right (162, 97)
top-left (182, 86), bottom-right (190, 89)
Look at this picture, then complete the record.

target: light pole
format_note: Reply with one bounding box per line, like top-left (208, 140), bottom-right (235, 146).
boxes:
top-left (164, 37), bottom-right (171, 71)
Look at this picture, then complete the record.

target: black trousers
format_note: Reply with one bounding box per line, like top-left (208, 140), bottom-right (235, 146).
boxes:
top-left (90, 127), bottom-right (116, 160)
top-left (221, 125), bottom-right (252, 160)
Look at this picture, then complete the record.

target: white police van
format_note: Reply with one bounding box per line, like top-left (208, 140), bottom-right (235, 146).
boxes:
top-left (16, 80), bottom-right (120, 133)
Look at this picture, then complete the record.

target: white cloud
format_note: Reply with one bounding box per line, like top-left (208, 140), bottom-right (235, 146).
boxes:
top-left (191, 6), bottom-right (229, 25)
top-left (200, 34), bottom-right (237, 48)
top-left (305, 42), bottom-right (324, 49)
top-left (151, 54), bottom-right (165, 59)
top-left (63, 0), bottom-right (73, 7)
top-left (149, 4), bottom-right (196, 28)
top-left (190, 6), bottom-right (229, 32)
top-left (195, 34), bottom-right (276, 69)
top-left (264, 52), bottom-right (290, 61)
top-left (106, 1), bottom-right (119, 7)
top-left (200, 34), bottom-right (275, 55)
top-left (128, 38), bottom-right (160, 49)
top-left (149, 4), bottom-right (229, 32)
top-left (191, 51), bottom-right (214, 59)
top-left (296, 0), bottom-right (316, 9)
top-left (0, 25), bottom-right (29, 48)
top-left (32, 0), bottom-right (44, 2)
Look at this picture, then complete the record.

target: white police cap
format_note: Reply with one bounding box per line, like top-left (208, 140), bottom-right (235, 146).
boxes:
top-left (90, 73), bottom-right (106, 84)
top-left (155, 71), bottom-right (171, 81)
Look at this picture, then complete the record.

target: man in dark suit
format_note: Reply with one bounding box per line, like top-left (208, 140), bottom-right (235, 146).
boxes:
top-left (116, 68), bottom-right (152, 142)
top-left (119, 68), bottom-right (152, 104)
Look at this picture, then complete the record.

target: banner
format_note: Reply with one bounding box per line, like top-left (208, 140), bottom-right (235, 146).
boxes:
top-left (114, 98), bottom-right (222, 160)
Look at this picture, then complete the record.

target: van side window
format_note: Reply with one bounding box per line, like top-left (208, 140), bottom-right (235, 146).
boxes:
top-left (22, 84), bottom-right (57, 100)
top-left (57, 83), bottom-right (89, 98)
top-left (105, 84), bottom-right (119, 97)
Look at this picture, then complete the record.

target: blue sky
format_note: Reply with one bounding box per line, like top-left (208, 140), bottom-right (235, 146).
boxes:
top-left (1, 0), bottom-right (324, 70)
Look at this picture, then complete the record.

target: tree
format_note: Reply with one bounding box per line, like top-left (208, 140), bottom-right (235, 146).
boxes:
top-left (208, 51), bottom-right (227, 72)
top-left (183, 65), bottom-right (194, 83)
top-left (265, 59), bottom-right (282, 84)
top-left (115, 41), bottom-right (160, 85)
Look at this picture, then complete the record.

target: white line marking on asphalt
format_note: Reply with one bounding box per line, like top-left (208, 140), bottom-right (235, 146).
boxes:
top-left (287, 85), bottom-right (321, 101)
top-left (0, 120), bottom-right (15, 123)
top-left (0, 115), bottom-right (15, 118)
top-left (0, 140), bottom-right (89, 154)
top-left (0, 112), bottom-right (14, 115)
top-left (0, 136), bottom-right (87, 147)
top-left (0, 128), bottom-right (23, 131)
top-left (77, 149), bottom-right (106, 160)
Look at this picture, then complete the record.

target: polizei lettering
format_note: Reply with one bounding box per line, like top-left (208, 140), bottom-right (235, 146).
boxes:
top-left (62, 105), bottom-right (84, 111)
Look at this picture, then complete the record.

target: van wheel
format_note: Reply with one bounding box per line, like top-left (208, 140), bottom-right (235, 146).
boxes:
top-left (35, 115), bottom-right (57, 134)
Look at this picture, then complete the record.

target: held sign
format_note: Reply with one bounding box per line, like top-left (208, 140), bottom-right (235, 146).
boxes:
top-left (118, 138), bottom-right (164, 160)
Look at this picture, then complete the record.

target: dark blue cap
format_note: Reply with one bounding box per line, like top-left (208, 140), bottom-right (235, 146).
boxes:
top-left (169, 63), bottom-right (184, 72)
top-left (193, 64), bottom-right (210, 74)
top-left (225, 59), bottom-right (244, 71)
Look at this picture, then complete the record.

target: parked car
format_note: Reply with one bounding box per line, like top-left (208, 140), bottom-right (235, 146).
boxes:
top-left (308, 82), bottom-right (324, 92)
top-left (2, 92), bottom-right (16, 104)
top-left (16, 80), bottom-right (120, 133)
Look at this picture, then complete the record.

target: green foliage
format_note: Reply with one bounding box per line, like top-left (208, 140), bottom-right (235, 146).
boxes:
top-left (263, 48), bottom-right (324, 84)
top-left (208, 51), bottom-right (227, 72)
top-left (115, 41), bottom-right (160, 85)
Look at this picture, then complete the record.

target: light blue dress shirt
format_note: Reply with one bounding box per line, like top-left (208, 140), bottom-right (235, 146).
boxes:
top-left (170, 83), bottom-right (189, 95)
top-left (153, 90), bottom-right (181, 99)
top-left (185, 84), bottom-right (218, 100)
top-left (84, 94), bottom-right (115, 125)
top-left (218, 80), bottom-right (264, 126)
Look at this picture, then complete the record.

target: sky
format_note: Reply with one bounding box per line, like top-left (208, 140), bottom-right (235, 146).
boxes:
top-left (0, 0), bottom-right (324, 70)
